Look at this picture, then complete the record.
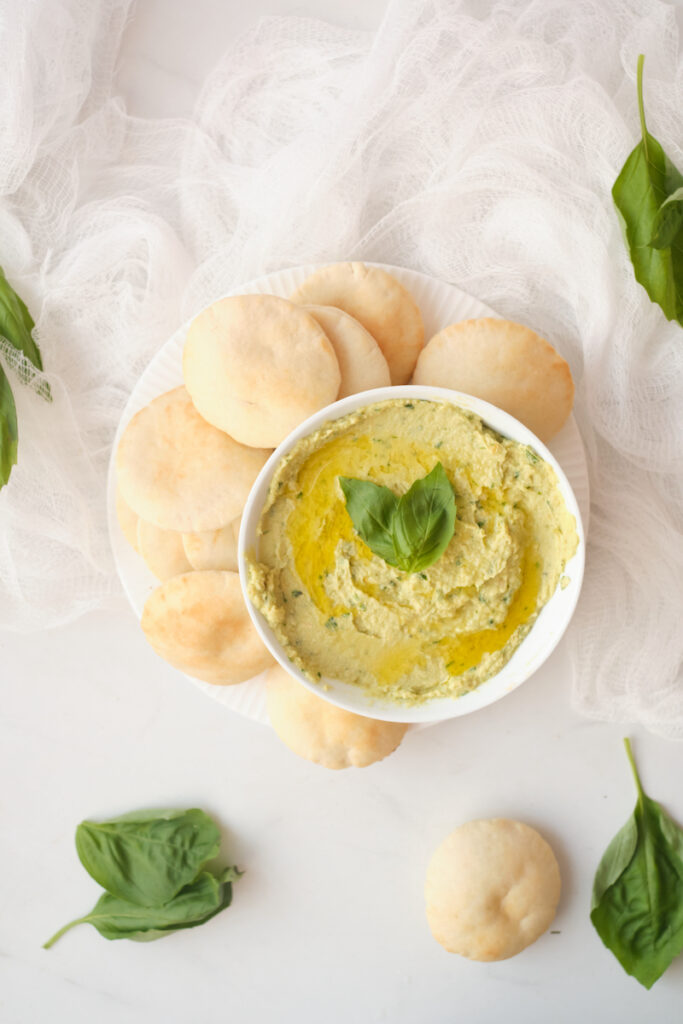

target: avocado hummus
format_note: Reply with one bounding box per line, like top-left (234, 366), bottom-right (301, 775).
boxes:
top-left (247, 399), bottom-right (578, 705)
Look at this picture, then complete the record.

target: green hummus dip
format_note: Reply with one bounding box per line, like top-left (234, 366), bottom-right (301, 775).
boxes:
top-left (247, 399), bottom-right (578, 705)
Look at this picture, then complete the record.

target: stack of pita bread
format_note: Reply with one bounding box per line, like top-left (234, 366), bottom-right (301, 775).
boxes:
top-left (115, 261), bottom-right (574, 770)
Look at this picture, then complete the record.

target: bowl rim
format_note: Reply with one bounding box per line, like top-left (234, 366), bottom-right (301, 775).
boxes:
top-left (238, 385), bottom-right (585, 724)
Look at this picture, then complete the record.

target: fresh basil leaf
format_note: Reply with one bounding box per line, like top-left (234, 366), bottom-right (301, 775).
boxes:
top-left (340, 462), bottom-right (456, 574)
top-left (0, 266), bottom-right (50, 399)
top-left (339, 476), bottom-right (399, 566)
top-left (590, 738), bottom-right (683, 989)
top-left (75, 808), bottom-right (221, 907)
top-left (612, 55), bottom-right (683, 325)
top-left (392, 462), bottom-right (456, 573)
top-left (591, 814), bottom-right (638, 905)
top-left (0, 362), bottom-right (18, 488)
top-left (649, 187), bottom-right (683, 250)
top-left (43, 867), bottom-right (241, 948)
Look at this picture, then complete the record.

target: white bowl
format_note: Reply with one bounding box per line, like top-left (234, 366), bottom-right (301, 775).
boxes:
top-left (238, 386), bottom-right (585, 724)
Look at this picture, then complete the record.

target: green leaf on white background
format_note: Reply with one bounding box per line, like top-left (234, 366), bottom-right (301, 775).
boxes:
top-left (591, 738), bottom-right (683, 988)
top-left (340, 461), bottom-right (456, 573)
top-left (0, 362), bottom-right (18, 488)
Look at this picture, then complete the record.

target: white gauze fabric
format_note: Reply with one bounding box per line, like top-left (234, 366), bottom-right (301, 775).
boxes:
top-left (0, 0), bottom-right (681, 736)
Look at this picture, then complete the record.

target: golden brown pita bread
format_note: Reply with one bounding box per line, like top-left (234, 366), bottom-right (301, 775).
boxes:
top-left (183, 294), bottom-right (340, 448)
top-left (141, 570), bottom-right (274, 685)
top-left (291, 262), bottom-right (424, 384)
top-left (303, 305), bottom-right (390, 398)
top-left (413, 318), bottom-right (574, 442)
top-left (265, 664), bottom-right (408, 769)
top-left (116, 387), bottom-right (269, 532)
top-left (137, 520), bottom-right (193, 581)
top-left (182, 517), bottom-right (240, 573)
top-left (425, 819), bottom-right (561, 960)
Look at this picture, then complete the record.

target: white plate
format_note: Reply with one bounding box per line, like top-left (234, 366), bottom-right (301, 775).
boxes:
top-left (107, 263), bottom-right (590, 726)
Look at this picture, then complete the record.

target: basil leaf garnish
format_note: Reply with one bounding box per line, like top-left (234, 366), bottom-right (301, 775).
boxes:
top-left (43, 807), bottom-right (242, 948)
top-left (0, 363), bottom-right (18, 488)
top-left (392, 463), bottom-right (456, 572)
top-left (339, 461), bottom-right (456, 574)
top-left (0, 266), bottom-right (48, 391)
top-left (612, 55), bottom-right (683, 325)
top-left (0, 266), bottom-right (50, 491)
top-left (590, 738), bottom-right (683, 989)
top-left (649, 187), bottom-right (683, 250)
top-left (75, 808), bottom-right (221, 907)
top-left (339, 476), bottom-right (400, 567)
top-left (43, 868), bottom-right (241, 947)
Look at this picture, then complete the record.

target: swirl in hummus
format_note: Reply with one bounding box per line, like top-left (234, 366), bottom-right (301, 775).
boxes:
top-left (247, 399), bottom-right (578, 705)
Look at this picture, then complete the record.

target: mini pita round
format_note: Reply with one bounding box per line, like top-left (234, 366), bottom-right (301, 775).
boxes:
top-left (182, 517), bottom-right (241, 572)
top-left (303, 305), bottom-right (390, 397)
top-left (412, 318), bottom-right (574, 442)
top-left (141, 570), bottom-right (273, 685)
top-left (425, 819), bottom-right (561, 961)
top-left (116, 488), bottom-right (139, 552)
top-left (265, 665), bottom-right (409, 770)
top-left (183, 294), bottom-right (340, 448)
top-left (138, 520), bottom-right (193, 582)
top-left (291, 262), bottom-right (424, 384)
top-left (116, 387), bottom-right (270, 532)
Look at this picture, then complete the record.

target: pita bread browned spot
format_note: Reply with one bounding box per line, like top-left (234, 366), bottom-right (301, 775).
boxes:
top-left (141, 570), bottom-right (274, 685)
top-left (265, 664), bottom-right (408, 769)
top-left (413, 318), bottom-right (574, 442)
top-left (116, 387), bottom-right (269, 532)
top-left (291, 262), bottom-right (424, 384)
top-left (183, 294), bottom-right (340, 448)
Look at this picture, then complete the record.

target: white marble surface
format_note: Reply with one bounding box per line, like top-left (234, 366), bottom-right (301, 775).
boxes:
top-left (2, 2), bottom-right (683, 1022)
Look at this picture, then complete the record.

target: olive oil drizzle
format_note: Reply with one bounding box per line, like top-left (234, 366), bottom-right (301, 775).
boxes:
top-left (285, 430), bottom-right (541, 687)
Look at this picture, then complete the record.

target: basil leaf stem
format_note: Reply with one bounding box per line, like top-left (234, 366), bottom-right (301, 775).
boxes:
top-left (43, 868), bottom-right (241, 947)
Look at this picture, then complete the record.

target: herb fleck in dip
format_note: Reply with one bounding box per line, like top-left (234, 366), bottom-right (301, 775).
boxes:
top-left (248, 399), bottom-right (578, 705)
